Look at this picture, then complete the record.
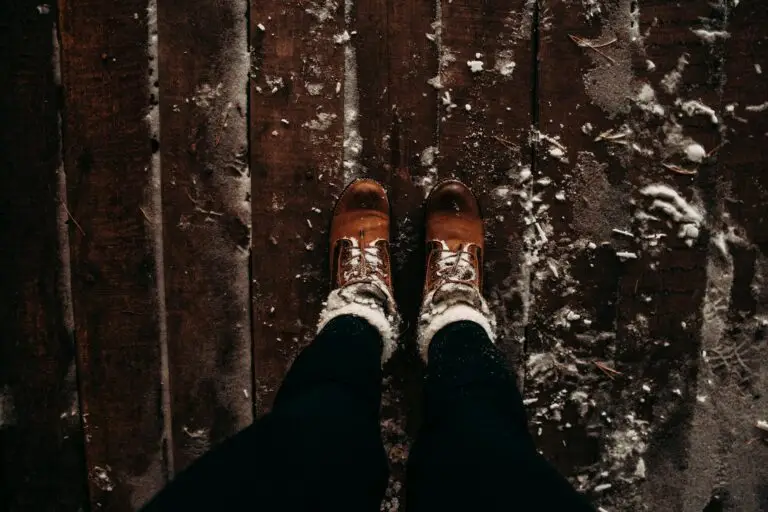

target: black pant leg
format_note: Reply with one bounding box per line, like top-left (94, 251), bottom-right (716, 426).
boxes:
top-left (406, 321), bottom-right (594, 511)
top-left (142, 315), bottom-right (389, 512)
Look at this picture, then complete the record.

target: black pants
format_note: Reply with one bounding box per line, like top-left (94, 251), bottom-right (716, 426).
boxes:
top-left (143, 316), bottom-right (594, 511)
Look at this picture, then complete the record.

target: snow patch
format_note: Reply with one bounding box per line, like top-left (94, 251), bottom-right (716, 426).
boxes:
top-left (342, 0), bottom-right (362, 181)
top-left (685, 143), bottom-right (706, 163)
top-left (305, 0), bottom-right (340, 23)
top-left (304, 112), bottom-right (338, 131)
top-left (745, 102), bottom-right (768, 112)
top-left (691, 29), bottom-right (730, 43)
top-left (467, 59), bottom-right (484, 73)
top-left (638, 184), bottom-right (704, 247)
top-left (582, 0), bottom-right (602, 20)
top-left (678, 99), bottom-right (719, 124)
top-left (494, 50), bottom-right (516, 76)
top-left (636, 84), bottom-right (665, 116)
top-left (420, 146), bottom-right (438, 167)
top-left (660, 53), bottom-right (689, 94)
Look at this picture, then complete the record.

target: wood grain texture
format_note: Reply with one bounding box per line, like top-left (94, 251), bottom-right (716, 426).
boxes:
top-left (0, 1), bottom-right (87, 510)
top-left (157, 0), bottom-right (253, 473)
top-left (250, 0), bottom-right (345, 414)
top-left (59, 0), bottom-right (170, 507)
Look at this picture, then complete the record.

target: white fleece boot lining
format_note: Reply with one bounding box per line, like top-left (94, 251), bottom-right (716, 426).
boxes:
top-left (416, 284), bottom-right (497, 363)
top-left (317, 284), bottom-right (400, 363)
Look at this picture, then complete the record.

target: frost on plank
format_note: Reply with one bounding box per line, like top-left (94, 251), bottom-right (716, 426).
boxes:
top-left (634, 184), bottom-right (704, 251)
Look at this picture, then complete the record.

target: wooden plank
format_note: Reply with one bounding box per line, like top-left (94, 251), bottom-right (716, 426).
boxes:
top-left (157, 0), bottom-right (253, 472)
top-left (250, 1), bottom-right (345, 414)
top-left (530, 0), bottom-right (730, 509)
top-left (352, 0), bottom-right (439, 508)
top-left (437, 0), bottom-right (534, 364)
top-left (526, 0), bottom-right (626, 490)
top-left (354, 0), bottom-right (438, 315)
top-left (679, 2), bottom-right (768, 510)
top-left (0, 2), bottom-right (87, 510)
top-left (720, 2), bottom-right (768, 251)
top-left (617, 2), bottom-right (725, 510)
top-left (58, 0), bottom-right (170, 507)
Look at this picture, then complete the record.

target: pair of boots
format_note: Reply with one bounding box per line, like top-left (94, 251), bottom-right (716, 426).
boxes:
top-left (142, 178), bottom-right (596, 512)
top-left (318, 179), bottom-right (497, 363)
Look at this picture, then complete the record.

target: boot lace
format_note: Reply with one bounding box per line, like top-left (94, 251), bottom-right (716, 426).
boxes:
top-left (433, 242), bottom-right (477, 286)
top-left (342, 230), bottom-right (387, 285)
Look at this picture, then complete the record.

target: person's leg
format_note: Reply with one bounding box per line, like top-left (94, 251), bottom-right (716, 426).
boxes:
top-left (142, 315), bottom-right (389, 512)
top-left (143, 179), bottom-right (400, 512)
top-left (406, 180), bottom-right (593, 511)
top-left (406, 321), bottom-right (594, 511)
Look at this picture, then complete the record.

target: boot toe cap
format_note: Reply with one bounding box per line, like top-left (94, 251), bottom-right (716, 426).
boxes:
top-left (426, 180), bottom-right (481, 217)
top-left (336, 179), bottom-right (389, 215)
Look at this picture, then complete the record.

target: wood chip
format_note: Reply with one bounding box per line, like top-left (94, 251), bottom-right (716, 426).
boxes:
top-left (663, 163), bottom-right (698, 175)
top-left (568, 34), bottom-right (617, 64)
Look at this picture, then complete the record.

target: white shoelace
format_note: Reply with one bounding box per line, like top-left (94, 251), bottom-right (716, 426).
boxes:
top-left (342, 236), bottom-right (387, 284)
top-left (433, 241), bottom-right (477, 284)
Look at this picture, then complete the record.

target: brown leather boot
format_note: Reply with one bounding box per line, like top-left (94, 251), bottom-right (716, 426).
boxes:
top-left (317, 179), bottom-right (400, 362)
top-left (417, 180), bottom-right (496, 361)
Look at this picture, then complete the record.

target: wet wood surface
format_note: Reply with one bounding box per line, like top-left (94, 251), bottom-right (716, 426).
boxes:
top-left (2, 0), bottom-right (767, 510)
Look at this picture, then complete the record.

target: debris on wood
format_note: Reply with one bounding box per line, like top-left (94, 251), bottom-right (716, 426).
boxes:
top-left (62, 202), bottom-right (85, 236)
top-left (611, 228), bottom-right (634, 239)
top-left (691, 28), bottom-right (730, 43)
top-left (594, 126), bottom-right (632, 143)
top-left (139, 207), bottom-right (152, 223)
top-left (662, 163), bottom-right (697, 175)
top-left (616, 251), bottom-right (638, 261)
top-left (594, 361), bottom-right (622, 379)
top-left (706, 142), bottom-right (725, 157)
top-left (568, 34), bottom-right (617, 64)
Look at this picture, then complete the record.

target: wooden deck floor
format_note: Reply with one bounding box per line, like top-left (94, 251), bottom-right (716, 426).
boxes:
top-left (2, 0), bottom-right (767, 510)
